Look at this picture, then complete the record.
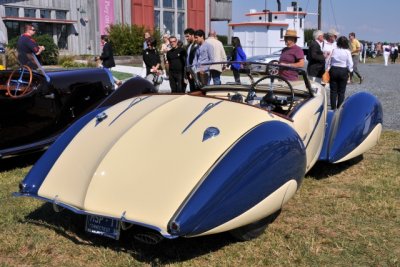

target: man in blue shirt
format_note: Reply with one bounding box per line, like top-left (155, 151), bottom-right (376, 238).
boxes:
top-left (193, 29), bottom-right (214, 87)
top-left (17, 24), bottom-right (45, 69)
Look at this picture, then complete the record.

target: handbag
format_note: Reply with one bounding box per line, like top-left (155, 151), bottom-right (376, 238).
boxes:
top-left (322, 70), bottom-right (330, 83)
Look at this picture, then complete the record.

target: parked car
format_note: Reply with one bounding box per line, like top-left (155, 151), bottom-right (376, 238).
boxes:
top-left (0, 65), bottom-right (116, 158)
top-left (247, 47), bottom-right (309, 64)
top-left (15, 62), bottom-right (382, 244)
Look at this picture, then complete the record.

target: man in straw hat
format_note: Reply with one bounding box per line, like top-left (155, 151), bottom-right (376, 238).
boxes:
top-left (323, 29), bottom-right (339, 58)
top-left (279, 29), bottom-right (305, 81)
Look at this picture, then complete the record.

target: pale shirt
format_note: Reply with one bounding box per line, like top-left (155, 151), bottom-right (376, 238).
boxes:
top-left (205, 37), bottom-right (227, 72)
top-left (329, 48), bottom-right (353, 72)
top-left (323, 41), bottom-right (337, 56)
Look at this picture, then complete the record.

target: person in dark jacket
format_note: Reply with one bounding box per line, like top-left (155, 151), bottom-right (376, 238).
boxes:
top-left (184, 28), bottom-right (198, 92)
top-left (307, 30), bottom-right (325, 82)
top-left (143, 37), bottom-right (162, 91)
top-left (167, 36), bottom-right (187, 93)
top-left (97, 35), bottom-right (115, 69)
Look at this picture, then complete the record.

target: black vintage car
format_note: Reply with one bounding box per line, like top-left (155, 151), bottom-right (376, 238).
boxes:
top-left (0, 65), bottom-right (116, 158)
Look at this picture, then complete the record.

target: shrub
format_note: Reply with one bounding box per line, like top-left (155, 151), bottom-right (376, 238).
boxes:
top-left (7, 34), bottom-right (59, 65)
top-left (107, 24), bottom-right (161, 55)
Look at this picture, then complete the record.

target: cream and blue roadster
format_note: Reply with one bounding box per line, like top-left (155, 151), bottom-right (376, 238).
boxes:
top-left (15, 62), bottom-right (383, 244)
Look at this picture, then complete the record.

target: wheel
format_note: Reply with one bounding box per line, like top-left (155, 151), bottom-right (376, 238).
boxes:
top-left (230, 209), bottom-right (281, 241)
top-left (252, 74), bottom-right (295, 115)
top-left (6, 65), bottom-right (33, 98)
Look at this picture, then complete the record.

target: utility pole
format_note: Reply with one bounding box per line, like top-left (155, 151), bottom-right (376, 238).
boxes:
top-left (318, 0), bottom-right (322, 30)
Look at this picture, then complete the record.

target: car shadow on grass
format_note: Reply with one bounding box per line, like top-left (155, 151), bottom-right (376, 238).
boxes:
top-left (306, 155), bottom-right (364, 180)
top-left (22, 203), bottom-right (236, 264)
top-left (0, 151), bottom-right (44, 172)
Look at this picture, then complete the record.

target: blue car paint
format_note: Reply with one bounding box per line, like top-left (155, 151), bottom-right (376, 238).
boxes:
top-left (169, 121), bottom-right (306, 236)
top-left (319, 92), bottom-right (383, 162)
top-left (19, 107), bottom-right (107, 195)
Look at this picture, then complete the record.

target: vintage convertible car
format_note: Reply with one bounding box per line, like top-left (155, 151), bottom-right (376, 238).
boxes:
top-left (15, 62), bottom-right (383, 244)
top-left (0, 65), bottom-right (115, 158)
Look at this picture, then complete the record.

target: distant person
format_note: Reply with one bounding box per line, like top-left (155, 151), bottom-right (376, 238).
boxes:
top-left (160, 33), bottom-right (171, 79)
top-left (142, 37), bottom-right (161, 91)
top-left (279, 29), bottom-right (304, 81)
top-left (390, 44), bottom-right (398, 64)
top-left (17, 24), bottom-right (45, 69)
top-left (382, 43), bottom-right (391, 66)
top-left (184, 28), bottom-right (199, 92)
top-left (141, 31), bottom-right (152, 77)
top-left (193, 29), bottom-right (214, 87)
top-left (230, 36), bottom-right (246, 84)
top-left (205, 30), bottom-right (227, 85)
top-left (307, 30), bottom-right (325, 82)
top-left (96, 35), bottom-right (115, 69)
top-left (323, 29), bottom-right (339, 57)
top-left (166, 36), bottom-right (187, 93)
top-left (327, 36), bottom-right (353, 110)
top-left (349, 32), bottom-right (363, 84)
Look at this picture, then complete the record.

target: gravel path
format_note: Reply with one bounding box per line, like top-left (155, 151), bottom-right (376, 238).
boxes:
top-left (338, 63), bottom-right (399, 131)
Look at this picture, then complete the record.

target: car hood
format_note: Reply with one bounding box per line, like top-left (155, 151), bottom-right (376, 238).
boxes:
top-left (36, 94), bottom-right (285, 233)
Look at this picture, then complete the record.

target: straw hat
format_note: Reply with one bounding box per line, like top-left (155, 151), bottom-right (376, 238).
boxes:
top-left (284, 29), bottom-right (299, 38)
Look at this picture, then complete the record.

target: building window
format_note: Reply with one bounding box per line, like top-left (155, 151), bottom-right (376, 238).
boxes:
top-left (40, 10), bottom-right (51, 19)
top-left (163, 0), bottom-right (174, 9)
top-left (5, 7), bottom-right (19, 17)
top-left (177, 0), bottom-right (184, 10)
top-left (56, 10), bottom-right (67, 20)
top-left (24, 8), bottom-right (36, 18)
top-left (163, 11), bottom-right (174, 35)
top-left (154, 0), bottom-right (185, 39)
top-left (56, 24), bottom-right (68, 49)
top-left (154, 10), bottom-right (160, 29)
top-left (5, 21), bottom-right (21, 40)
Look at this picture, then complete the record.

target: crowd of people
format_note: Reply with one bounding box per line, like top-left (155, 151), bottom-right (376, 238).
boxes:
top-left (16, 24), bottom-right (391, 111)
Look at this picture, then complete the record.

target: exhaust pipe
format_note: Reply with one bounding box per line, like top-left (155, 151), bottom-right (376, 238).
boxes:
top-left (134, 232), bottom-right (164, 245)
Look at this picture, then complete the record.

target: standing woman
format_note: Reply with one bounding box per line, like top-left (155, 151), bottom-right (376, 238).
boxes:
top-left (143, 37), bottom-right (162, 91)
top-left (230, 37), bottom-right (246, 84)
top-left (327, 36), bottom-right (353, 110)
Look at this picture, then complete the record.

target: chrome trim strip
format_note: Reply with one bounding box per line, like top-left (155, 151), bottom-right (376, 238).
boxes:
top-left (182, 100), bottom-right (223, 134)
top-left (109, 95), bottom-right (152, 126)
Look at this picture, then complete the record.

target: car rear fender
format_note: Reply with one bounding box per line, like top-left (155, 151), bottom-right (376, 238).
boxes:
top-left (168, 120), bottom-right (306, 237)
top-left (318, 92), bottom-right (383, 163)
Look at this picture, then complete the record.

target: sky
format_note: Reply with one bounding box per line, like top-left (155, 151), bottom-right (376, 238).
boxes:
top-left (212, 0), bottom-right (400, 43)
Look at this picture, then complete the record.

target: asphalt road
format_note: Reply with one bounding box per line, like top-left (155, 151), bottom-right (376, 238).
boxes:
top-left (344, 63), bottom-right (399, 131)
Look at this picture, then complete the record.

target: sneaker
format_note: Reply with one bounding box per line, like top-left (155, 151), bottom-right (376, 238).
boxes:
top-left (359, 77), bottom-right (363, 84)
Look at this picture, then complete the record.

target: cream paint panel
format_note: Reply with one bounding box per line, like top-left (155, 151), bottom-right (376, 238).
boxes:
top-left (334, 123), bottom-right (382, 163)
top-left (82, 96), bottom-right (290, 232)
top-left (38, 95), bottom-right (182, 206)
top-left (198, 180), bottom-right (298, 236)
top-left (292, 85), bottom-right (327, 172)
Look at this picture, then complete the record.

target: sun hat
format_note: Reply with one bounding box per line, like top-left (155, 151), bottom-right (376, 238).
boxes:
top-left (328, 29), bottom-right (340, 36)
top-left (284, 29), bottom-right (299, 38)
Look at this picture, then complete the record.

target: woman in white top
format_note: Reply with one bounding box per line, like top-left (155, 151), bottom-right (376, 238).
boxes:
top-left (327, 36), bottom-right (353, 110)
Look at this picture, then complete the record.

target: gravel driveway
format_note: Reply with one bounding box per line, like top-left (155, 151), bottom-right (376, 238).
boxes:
top-left (338, 63), bottom-right (399, 131)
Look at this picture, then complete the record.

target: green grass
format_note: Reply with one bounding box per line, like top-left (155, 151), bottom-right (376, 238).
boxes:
top-left (112, 71), bottom-right (134, 81)
top-left (0, 131), bottom-right (399, 266)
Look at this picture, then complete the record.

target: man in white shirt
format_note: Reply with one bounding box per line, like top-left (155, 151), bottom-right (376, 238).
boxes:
top-left (205, 30), bottom-right (227, 85)
top-left (323, 29), bottom-right (339, 58)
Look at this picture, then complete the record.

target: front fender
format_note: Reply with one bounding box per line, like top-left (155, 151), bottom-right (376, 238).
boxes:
top-left (169, 120), bottom-right (306, 237)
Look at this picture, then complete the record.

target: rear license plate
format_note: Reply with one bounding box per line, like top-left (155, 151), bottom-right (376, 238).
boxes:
top-left (85, 215), bottom-right (120, 240)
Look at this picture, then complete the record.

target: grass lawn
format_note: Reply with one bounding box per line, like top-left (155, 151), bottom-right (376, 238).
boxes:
top-left (0, 131), bottom-right (399, 266)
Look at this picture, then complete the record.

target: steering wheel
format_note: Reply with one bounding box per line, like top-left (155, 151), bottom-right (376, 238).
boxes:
top-left (251, 74), bottom-right (295, 115)
top-left (6, 65), bottom-right (33, 98)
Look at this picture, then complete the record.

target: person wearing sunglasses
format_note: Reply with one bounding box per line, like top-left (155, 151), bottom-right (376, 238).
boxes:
top-left (17, 24), bottom-right (45, 69)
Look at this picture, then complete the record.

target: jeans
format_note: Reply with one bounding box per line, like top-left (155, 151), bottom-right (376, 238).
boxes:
top-left (208, 69), bottom-right (222, 85)
top-left (329, 66), bottom-right (349, 110)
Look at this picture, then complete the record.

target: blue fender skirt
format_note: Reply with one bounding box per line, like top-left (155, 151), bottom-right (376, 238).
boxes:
top-left (319, 92), bottom-right (383, 162)
top-left (169, 120), bottom-right (307, 237)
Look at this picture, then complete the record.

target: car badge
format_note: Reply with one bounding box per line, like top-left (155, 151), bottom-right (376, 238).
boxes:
top-left (202, 127), bottom-right (220, 142)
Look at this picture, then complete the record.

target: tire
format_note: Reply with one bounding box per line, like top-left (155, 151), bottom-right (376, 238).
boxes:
top-left (229, 209), bottom-right (281, 241)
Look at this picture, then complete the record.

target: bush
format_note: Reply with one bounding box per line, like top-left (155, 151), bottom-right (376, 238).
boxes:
top-left (107, 24), bottom-right (161, 56)
top-left (7, 34), bottom-right (59, 65)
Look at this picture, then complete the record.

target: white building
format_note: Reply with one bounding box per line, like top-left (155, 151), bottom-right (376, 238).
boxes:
top-left (229, 2), bottom-right (306, 57)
